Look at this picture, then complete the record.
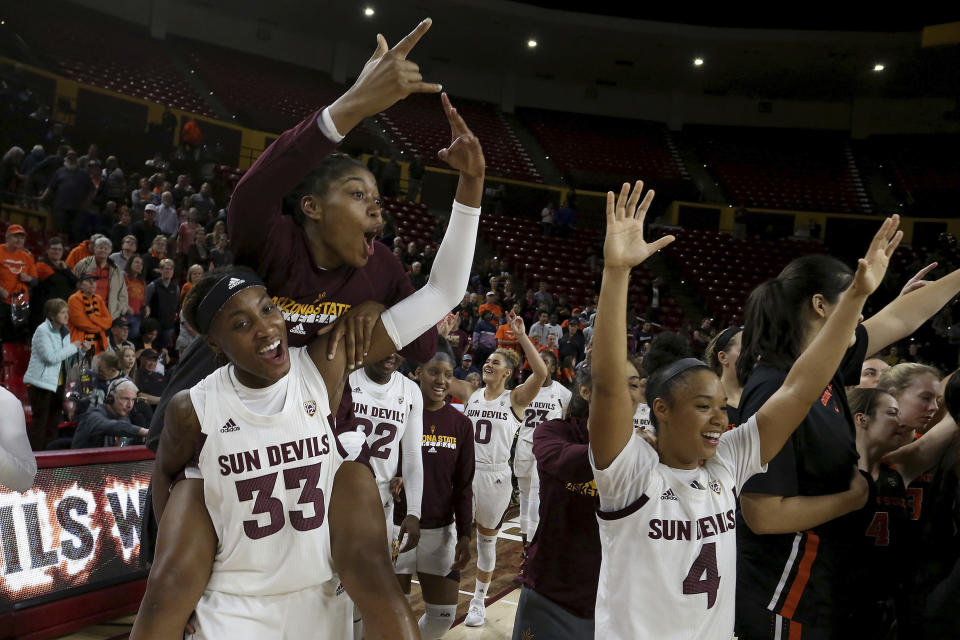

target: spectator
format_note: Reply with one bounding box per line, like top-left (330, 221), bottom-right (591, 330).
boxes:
top-left (144, 259), bottom-right (178, 349)
top-left (73, 236), bottom-right (129, 319)
top-left (109, 234), bottom-right (138, 271)
top-left (546, 312), bottom-right (564, 344)
top-left (40, 149), bottom-right (94, 241)
top-left (445, 314), bottom-right (470, 360)
top-left (123, 254), bottom-right (147, 338)
top-left (634, 320), bottom-right (653, 352)
top-left (187, 227), bottom-right (210, 270)
top-left (495, 316), bottom-right (522, 358)
top-left (501, 278), bottom-right (518, 310)
top-left (478, 291), bottom-right (504, 321)
top-left (181, 119), bottom-right (203, 151)
top-left (86, 160), bottom-right (107, 223)
top-left (472, 310), bottom-right (498, 366)
top-left (172, 174), bottom-right (194, 202)
top-left (1, 146), bottom-right (26, 202)
top-left (135, 349), bottom-right (167, 405)
top-left (554, 203), bottom-right (576, 237)
top-left (67, 273), bottom-right (112, 354)
top-left (190, 182), bottom-right (216, 220)
top-left (155, 191), bottom-right (178, 236)
top-left (558, 321), bottom-right (585, 365)
top-left (78, 143), bottom-right (99, 170)
top-left (645, 277), bottom-right (665, 324)
top-left (118, 344), bottom-right (137, 380)
top-left (103, 155), bottom-right (126, 201)
top-left (107, 316), bottom-right (135, 356)
top-left (175, 208), bottom-right (201, 273)
top-left (180, 264), bottom-right (204, 302)
top-left (453, 353), bottom-right (480, 380)
top-left (71, 379), bottom-right (147, 448)
top-left (540, 201), bottom-right (555, 236)
top-left (132, 204), bottom-right (162, 252)
top-left (23, 298), bottom-right (90, 450)
top-left (110, 205), bottom-right (133, 247)
top-left (537, 333), bottom-right (560, 361)
top-left (65, 233), bottom-right (100, 269)
top-left (142, 234), bottom-right (168, 281)
top-left (20, 144), bottom-right (46, 176)
top-left (31, 237), bottom-right (77, 327)
top-left (131, 177), bottom-right (157, 218)
top-left (533, 281), bottom-right (554, 311)
top-left (0, 386), bottom-right (37, 492)
top-left (529, 311), bottom-right (552, 346)
top-left (408, 261), bottom-right (427, 289)
top-left (135, 318), bottom-right (167, 374)
top-left (0, 224), bottom-right (37, 340)
top-left (554, 293), bottom-right (572, 323)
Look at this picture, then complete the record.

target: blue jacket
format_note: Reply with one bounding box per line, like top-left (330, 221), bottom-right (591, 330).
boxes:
top-left (23, 320), bottom-right (79, 392)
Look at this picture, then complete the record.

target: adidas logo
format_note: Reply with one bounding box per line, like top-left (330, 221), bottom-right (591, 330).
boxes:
top-left (354, 386), bottom-right (362, 393)
top-left (660, 488), bottom-right (678, 501)
top-left (220, 418), bottom-right (239, 433)
top-left (290, 323), bottom-right (306, 335)
top-left (227, 277), bottom-right (244, 289)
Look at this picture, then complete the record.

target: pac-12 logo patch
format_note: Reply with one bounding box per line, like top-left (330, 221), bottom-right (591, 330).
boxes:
top-left (303, 400), bottom-right (317, 417)
top-left (709, 480), bottom-right (721, 495)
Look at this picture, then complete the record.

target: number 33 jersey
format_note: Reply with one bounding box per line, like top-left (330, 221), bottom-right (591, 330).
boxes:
top-left (589, 414), bottom-right (767, 640)
top-left (189, 347), bottom-right (343, 597)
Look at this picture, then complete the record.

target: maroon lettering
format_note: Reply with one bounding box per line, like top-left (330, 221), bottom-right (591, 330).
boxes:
top-left (648, 519), bottom-right (662, 540)
top-left (218, 455), bottom-right (231, 476)
top-left (725, 510), bottom-right (736, 530)
top-left (267, 445), bottom-right (282, 466)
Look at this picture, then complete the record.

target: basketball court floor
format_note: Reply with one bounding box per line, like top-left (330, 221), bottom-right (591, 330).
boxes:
top-left (59, 512), bottom-right (527, 640)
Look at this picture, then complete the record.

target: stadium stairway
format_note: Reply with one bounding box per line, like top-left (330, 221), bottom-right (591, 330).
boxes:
top-left (501, 112), bottom-right (563, 184)
top-left (641, 252), bottom-right (711, 332)
top-left (165, 48), bottom-right (232, 121)
top-left (672, 132), bottom-right (727, 204)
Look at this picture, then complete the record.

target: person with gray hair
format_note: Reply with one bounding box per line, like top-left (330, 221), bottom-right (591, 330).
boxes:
top-left (71, 378), bottom-right (147, 448)
top-left (156, 191), bottom-right (178, 236)
top-left (1, 146), bottom-right (26, 203)
top-left (74, 236), bottom-right (130, 318)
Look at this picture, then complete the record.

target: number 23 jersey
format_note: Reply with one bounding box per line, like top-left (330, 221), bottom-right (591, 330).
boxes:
top-left (590, 414), bottom-right (766, 640)
top-left (190, 346), bottom-right (343, 597)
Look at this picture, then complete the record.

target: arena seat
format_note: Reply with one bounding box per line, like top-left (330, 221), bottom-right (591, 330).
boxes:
top-left (379, 94), bottom-right (542, 183)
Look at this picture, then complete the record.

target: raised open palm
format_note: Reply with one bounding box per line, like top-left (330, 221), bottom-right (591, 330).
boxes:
top-left (603, 181), bottom-right (674, 270)
top-left (852, 214), bottom-right (901, 296)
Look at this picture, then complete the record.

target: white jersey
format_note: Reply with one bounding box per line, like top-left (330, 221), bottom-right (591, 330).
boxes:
top-left (633, 403), bottom-right (655, 435)
top-left (518, 381), bottom-right (572, 446)
top-left (464, 388), bottom-right (522, 465)
top-left (590, 414), bottom-right (766, 640)
top-left (190, 347), bottom-right (343, 597)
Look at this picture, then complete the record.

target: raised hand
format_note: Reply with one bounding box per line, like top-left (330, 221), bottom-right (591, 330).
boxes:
top-left (899, 261), bottom-right (937, 297)
top-left (329, 19), bottom-right (442, 133)
top-left (603, 181), bottom-right (674, 270)
top-left (851, 214), bottom-right (902, 297)
top-left (436, 93), bottom-right (485, 179)
top-left (506, 310), bottom-right (525, 336)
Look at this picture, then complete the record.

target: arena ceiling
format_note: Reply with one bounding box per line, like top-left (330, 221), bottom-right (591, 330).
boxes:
top-left (183, 0), bottom-right (960, 100)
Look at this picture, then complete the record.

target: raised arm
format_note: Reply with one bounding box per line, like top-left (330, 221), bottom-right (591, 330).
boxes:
top-left (863, 265), bottom-right (960, 356)
top-left (885, 413), bottom-right (959, 486)
top-left (755, 216), bottom-right (901, 465)
top-left (510, 312), bottom-right (548, 411)
top-left (589, 182), bottom-right (674, 469)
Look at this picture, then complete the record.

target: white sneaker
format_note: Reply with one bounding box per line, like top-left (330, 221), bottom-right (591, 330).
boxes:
top-left (464, 597), bottom-right (486, 627)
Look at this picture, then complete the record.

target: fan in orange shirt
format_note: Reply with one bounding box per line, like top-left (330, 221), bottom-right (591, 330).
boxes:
top-left (67, 274), bottom-right (113, 353)
top-left (0, 224), bottom-right (37, 304)
top-left (477, 290), bottom-right (503, 321)
top-left (65, 234), bottom-right (101, 269)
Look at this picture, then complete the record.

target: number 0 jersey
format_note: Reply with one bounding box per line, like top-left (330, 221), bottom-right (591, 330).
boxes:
top-left (190, 347), bottom-right (343, 597)
top-left (465, 388), bottom-right (523, 466)
top-left (590, 414), bottom-right (766, 640)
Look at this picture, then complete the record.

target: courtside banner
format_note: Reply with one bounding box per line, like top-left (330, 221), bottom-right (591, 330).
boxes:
top-left (0, 447), bottom-right (153, 612)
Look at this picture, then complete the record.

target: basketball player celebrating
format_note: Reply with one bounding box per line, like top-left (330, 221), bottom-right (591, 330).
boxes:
top-left (445, 311), bottom-right (548, 627)
top-left (513, 349), bottom-right (570, 547)
top-left (588, 180), bottom-right (899, 639)
top-left (393, 350), bottom-right (475, 639)
top-left (704, 326), bottom-right (743, 428)
top-left (337, 352), bottom-right (424, 638)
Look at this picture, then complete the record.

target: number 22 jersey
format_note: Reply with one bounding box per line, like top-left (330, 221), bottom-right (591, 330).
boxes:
top-left (590, 414), bottom-right (766, 640)
top-left (189, 346), bottom-right (343, 597)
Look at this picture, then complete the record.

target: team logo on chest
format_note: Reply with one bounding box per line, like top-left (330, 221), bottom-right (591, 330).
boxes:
top-left (398, 396), bottom-right (404, 405)
top-left (303, 400), bottom-right (317, 417)
top-left (709, 479), bottom-right (722, 495)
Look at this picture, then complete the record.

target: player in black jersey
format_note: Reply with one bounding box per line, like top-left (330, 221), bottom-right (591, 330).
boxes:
top-left (704, 326), bottom-right (742, 429)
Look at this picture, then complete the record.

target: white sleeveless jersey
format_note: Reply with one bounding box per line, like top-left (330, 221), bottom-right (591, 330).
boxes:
top-left (464, 388), bottom-right (523, 465)
top-left (347, 368), bottom-right (422, 485)
top-left (190, 347), bottom-right (343, 597)
top-left (518, 382), bottom-right (572, 446)
top-left (633, 403), bottom-right (655, 435)
top-left (590, 414), bottom-right (766, 640)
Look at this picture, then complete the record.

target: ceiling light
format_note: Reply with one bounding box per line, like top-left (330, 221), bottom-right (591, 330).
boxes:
top-left (364, 7), bottom-right (375, 17)
top-left (873, 63), bottom-right (885, 72)
top-left (527, 39), bottom-right (538, 48)
top-left (693, 58), bottom-right (704, 66)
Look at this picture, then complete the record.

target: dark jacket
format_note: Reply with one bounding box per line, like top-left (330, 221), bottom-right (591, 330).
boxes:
top-left (72, 404), bottom-right (142, 448)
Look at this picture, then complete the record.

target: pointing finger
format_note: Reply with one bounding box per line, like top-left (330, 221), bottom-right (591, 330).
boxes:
top-left (392, 18), bottom-right (433, 59)
top-left (366, 34), bottom-right (388, 64)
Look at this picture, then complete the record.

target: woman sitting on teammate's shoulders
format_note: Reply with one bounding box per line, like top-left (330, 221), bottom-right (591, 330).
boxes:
top-left (588, 180), bottom-right (899, 640)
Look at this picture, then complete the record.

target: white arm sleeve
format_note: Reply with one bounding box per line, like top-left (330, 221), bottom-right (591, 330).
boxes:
top-left (380, 200), bottom-right (481, 349)
top-left (0, 388), bottom-right (37, 493)
top-left (400, 385), bottom-right (424, 519)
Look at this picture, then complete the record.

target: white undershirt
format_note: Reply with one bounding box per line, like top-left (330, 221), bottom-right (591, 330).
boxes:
top-left (227, 367), bottom-right (288, 415)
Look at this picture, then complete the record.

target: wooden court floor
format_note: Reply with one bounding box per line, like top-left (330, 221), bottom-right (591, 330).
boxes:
top-left (58, 510), bottom-right (526, 640)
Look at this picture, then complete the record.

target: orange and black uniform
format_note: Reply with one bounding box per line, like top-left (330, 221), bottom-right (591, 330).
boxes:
top-left (67, 290), bottom-right (112, 353)
top-left (735, 324), bottom-right (869, 639)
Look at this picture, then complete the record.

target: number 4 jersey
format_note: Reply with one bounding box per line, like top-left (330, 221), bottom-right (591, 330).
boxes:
top-left (590, 413), bottom-right (767, 640)
top-left (189, 346), bottom-right (344, 597)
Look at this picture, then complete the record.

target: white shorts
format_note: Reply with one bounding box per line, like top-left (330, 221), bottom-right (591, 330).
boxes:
top-left (513, 437), bottom-right (536, 478)
top-left (187, 579), bottom-right (351, 640)
top-left (473, 463), bottom-right (512, 530)
top-left (393, 522), bottom-right (457, 578)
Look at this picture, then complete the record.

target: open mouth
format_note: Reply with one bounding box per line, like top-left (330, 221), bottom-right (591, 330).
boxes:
top-left (701, 431), bottom-right (721, 446)
top-left (363, 228), bottom-right (380, 256)
top-left (257, 338), bottom-right (285, 363)
top-left (431, 384), bottom-right (447, 397)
